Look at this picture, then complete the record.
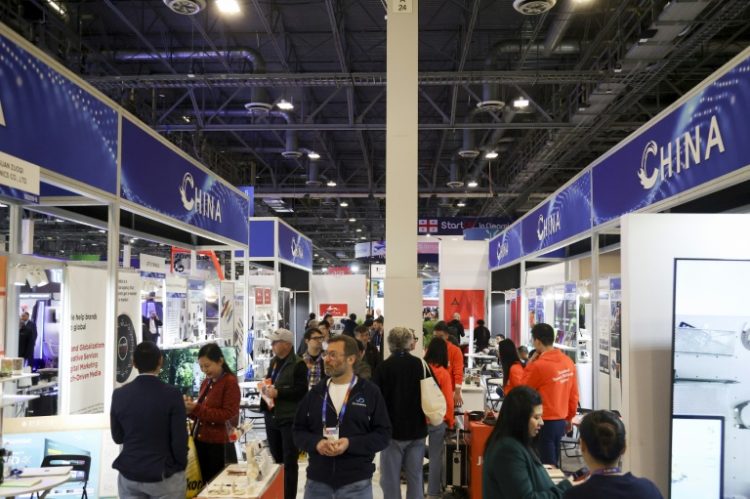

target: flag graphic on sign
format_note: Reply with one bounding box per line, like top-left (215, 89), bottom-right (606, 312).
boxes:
top-left (418, 219), bottom-right (439, 234)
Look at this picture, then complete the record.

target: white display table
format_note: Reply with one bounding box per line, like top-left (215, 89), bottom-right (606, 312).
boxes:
top-left (0, 472), bottom-right (72, 498)
top-left (197, 463), bottom-right (282, 499)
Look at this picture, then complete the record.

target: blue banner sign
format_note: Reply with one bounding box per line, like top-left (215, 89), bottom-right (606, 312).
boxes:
top-left (248, 220), bottom-right (275, 258)
top-left (521, 172), bottom-right (592, 255)
top-left (121, 119), bottom-right (249, 245)
top-left (0, 185), bottom-right (37, 203)
top-left (418, 217), bottom-right (510, 235)
top-left (0, 34), bottom-right (117, 193)
top-left (489, 223), bottom-right (523, 269)
top-left (277, 222), bottom-right (312, 270)
top-left (592, 54), bottom-right (750, 225)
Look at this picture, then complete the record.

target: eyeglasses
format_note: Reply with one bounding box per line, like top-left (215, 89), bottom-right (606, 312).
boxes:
top-left (309, 336), bottom-right (325, 341)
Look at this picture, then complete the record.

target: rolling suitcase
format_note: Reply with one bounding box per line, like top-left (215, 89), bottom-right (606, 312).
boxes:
top-left (443, 425), bottom-right (468, 488)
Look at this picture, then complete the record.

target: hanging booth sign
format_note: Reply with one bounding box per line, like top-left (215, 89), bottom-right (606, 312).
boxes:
top-left (277, 221), bottom-right (313, 270)
top-left (417, 217), bottom-right (511, 236)
top-left (522, 172), bottom-right (592, 255)
top-left (248, 220), bottom-right (275, 258)
top-left (120, 118), bottom-right (249, 245)
top-left (592, 53), bottom-right (750, 225)
top-left (0, 34), bottom-right (118, 194)
top-left (488, 223), bottom-right (523, 269)
top-left (319, 304), bottom-right (348, 317)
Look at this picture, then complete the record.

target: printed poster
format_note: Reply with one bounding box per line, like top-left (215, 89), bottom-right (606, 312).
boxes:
top-left (164, 276), bottom-right (187, 345)
top-left (443, 289), bottom-right (485, 328)
top-left (219, 281), bottom-right (235, 343)
top-left (234, 282), bottom-right (246, 371)
top-left (116, 271), bottom-right (141, 387)
top-left (65, 266), bottom-right (107, 415)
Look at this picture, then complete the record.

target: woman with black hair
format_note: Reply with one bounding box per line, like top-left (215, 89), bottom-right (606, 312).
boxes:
top-left (498, 338), bottom-right (524, 395)
top-left (483, 386), bottom-right (573, 498)
top-left (185, 343), bottom-right (241, 483)
top-left (563, 411), bottom-right (663, 498)
top-left (424, 337), bottom-right (454, 499)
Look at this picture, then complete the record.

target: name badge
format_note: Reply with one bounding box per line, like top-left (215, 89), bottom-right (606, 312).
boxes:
top-left (323, 427), bottom-right (339, 441)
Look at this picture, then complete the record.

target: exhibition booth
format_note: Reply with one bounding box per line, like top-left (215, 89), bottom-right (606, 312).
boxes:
top-left (487, 44), bottom-right (750, 497)
top-left (0, 23), bottom-right (260, 498)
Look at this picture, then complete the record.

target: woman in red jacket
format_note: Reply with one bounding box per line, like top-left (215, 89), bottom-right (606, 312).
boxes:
top-left (498, 339), bottom-right (524, 396)
top-left (424, 337), bottom-right (455, 499)
top-left (185, 343), bottom-right (241, 483)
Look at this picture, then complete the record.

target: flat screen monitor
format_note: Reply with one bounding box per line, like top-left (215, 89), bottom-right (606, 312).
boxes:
top-left (670, 415), bottom-right (724, 499)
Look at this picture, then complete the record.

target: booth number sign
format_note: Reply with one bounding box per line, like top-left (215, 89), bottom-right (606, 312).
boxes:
top-left (392, 0), bottom-right (412, 13)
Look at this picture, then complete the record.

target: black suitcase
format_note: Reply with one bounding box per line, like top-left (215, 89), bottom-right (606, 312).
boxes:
top-left (443, 426), bottom-right (468, 488)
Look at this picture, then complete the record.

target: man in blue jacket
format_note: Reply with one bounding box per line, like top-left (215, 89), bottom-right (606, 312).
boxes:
top-left (110, 341), bottom-right (187, 499)
top-left (293, 334), bottom-right (391, 498)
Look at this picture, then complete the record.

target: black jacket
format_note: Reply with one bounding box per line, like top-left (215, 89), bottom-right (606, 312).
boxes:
top-left (261, 353), bottom-right (308, 424)
top-left (110, 375), bottom-right (188, 482)
top-left (293, 377), bottom-right (391, 489)
top-left (19, 319), bottom-right (37, 364)
top-left (373, 350), bottom-right (427, 440)
top-left (362, 342), bottom-right (380, 373)
top-left (474, 325), bottom-right (491, 351)
top-left (448, 319), bottom-right (465, 338)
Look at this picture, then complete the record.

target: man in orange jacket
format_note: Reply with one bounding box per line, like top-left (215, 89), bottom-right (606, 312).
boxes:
top-left (522, 322), bottom-right (579, 466)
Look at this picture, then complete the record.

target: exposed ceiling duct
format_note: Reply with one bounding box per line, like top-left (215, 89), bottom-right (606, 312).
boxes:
top-left (543, 0), bottom-right (576, 56)
top-left (446, 159), bottom-right (464, 188)
top-left (458, 128), bottom-right (480, 159)
top-left (271, 111), bottom-right (303, 160)
top-left (163, 0), bottom-right (206, 16)
top-left (306, 160), bottom-right (321, 186)
top-left (513, 0), bottom-right (557, 16)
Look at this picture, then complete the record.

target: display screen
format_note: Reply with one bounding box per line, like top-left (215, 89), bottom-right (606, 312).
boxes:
top-left (671, 259), bottom-right (750, 497)
top-left (159, 345), bottom-right (237, 396)
top-left (671, 416), bottom-right (723, 498)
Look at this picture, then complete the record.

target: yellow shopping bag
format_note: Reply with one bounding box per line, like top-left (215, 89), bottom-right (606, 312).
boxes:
top-left (186, 422), bottom-right (203, 499)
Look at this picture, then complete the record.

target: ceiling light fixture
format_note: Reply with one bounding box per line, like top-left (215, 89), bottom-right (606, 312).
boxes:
top-left (467, 179), bottom-right (479, 188)
top-left (513, 97), bottom-right (530, 109)
top-left (326, 179), bottom-right (337, 187)
top-left (348, 218), bottom-right (356, 223)
top-left (360, 236), bottom-right (366, 240)
top-left (485, 151), bottom-right (499, 160)
top-left (277, 99), bottom-right (294, 111)
top-left (216, 0), bottom-right (241, 15)
top-left (308, 151), bottom-right (321, 160)
top-left (456, 201), bottom-right (466, 207)
top-left (356, 228), bottom-right (362, 233)
top-left (339, 201), bottom-right (349, 207)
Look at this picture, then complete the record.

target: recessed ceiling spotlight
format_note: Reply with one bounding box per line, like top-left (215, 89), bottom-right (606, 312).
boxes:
top-left (467, 180), bottom-right (479, 188)
top-left (356, 228), bottom-right (362, 233)
top-left (339, 201), bottom-right (349, 207)
top-left (456, 201), bottom-right (466, 207)
top-left (485, 151), bottom-right (499, 160)
top-left (513, 97), bottom-right (530, 109)
top-left (314, 253), bottom-right (319, 257)
top-left (308, 151), bottom-right (321, 160)
top-left (326, 180), bottom-right (337, 187)
top-left (348, 218), bottom-right (357, 223)
top-left (216, 0), bottom-right (241, 15)
top-left (277, 99), bottom-right (294, 111)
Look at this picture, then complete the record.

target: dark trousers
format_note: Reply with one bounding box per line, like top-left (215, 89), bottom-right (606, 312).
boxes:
top-left (194, 440), bottom-right (238, 484)
top-left (265, 414), bottom-right (298, 499)
top-left (536, 419), bottom-right (566, 466)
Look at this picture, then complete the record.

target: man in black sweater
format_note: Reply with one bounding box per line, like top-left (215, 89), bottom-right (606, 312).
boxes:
top-left (373, 327), bottom-right (427, 499)
top-left (110, 341), bottom-right (187, 499)
top-left (293, 335), bottom-right (391, 497)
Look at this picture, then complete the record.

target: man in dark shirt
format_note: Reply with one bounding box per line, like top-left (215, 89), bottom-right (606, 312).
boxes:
top-left (448, 312), bottom-right (465, 339)
top-left (18, 312), bottom-right (37, 366)
top-left (110, 341), bottom-right (187, 499)
top-left (341, 313), bottom-right (358, 337)
top-left (373, 327), bottom-right (427, 499)
top-left (474, 319), bottom-right (491, 352)
top-left (355, 325), bottom-right (380, 374)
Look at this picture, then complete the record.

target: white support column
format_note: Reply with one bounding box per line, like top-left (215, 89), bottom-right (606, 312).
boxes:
top-left (21, 217), bottom-right (34, 255)
top-left (384, 0), bottom-right (422, 356)
top-left (122, 244), bottom-right (131, 268)
top-left (6, 204), bottom-right (22, 357)
top-left (590, 232), bottom-right (601, 409)
top-left (103, 203), bottom-right (120, 413)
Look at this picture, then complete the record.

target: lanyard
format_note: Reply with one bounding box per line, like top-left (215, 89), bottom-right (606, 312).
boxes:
top-left (322, 376), bottom-right (357, 429)
top-left (270, 359), bottom-right (285, 383)
top-left (590, 467), bottom-right (622, 476)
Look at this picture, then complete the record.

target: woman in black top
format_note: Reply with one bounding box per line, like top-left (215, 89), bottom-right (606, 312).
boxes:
top-left (564, 410), bottom-right (663, 499)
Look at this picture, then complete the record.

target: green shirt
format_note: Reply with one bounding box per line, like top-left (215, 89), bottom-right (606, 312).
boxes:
top-left (483, 436), bottom-right (572, 499)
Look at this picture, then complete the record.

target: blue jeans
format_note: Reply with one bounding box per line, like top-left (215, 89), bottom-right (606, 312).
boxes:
top-left (118, 470), bottom-right (186, 499)
top-left (303, 478), bottom-right (373, 499)
top-left (426, 423), bottom-right (446, 496)
top-left (380, 438), bottom-right (425, 499)
top-left (536, 419), bottom-right (567, 466)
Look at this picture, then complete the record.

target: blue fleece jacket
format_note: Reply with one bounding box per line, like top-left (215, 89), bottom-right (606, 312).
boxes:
top-left (292, 377), bottom-right (392, 489)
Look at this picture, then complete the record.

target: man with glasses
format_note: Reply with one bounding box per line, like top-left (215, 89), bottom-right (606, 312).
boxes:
top-left (293, 335), bottom-right (391, 498)
top-left (303, 328), bottom-right (328, 387)
top-left (260, 328), bottom-right (308, 499)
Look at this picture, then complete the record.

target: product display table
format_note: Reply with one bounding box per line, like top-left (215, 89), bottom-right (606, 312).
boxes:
top-left (196, 463), bottom-right (283, 499)
top-left (0, 472), bottom-right (72, 498)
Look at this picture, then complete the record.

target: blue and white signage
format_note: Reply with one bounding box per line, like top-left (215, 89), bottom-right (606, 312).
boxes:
top-left (277, 222), bottom-right (312, 270)
top-left (248, 220), bottom-right (275, 258)
top-left (121, 119), bottom-right (249, 245)
top-left (418, 217), bottom-right (511, 236)
top-left (522, 172), bottom-right (592, 255)
top-left (593, 55), bottom-right (750, 225)
top-left (489, 223), bottom-right (523, 269)
top-left (0, 34), bottom-right (117, 193)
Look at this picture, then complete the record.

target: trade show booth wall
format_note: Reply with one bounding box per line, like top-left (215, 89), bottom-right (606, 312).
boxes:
top-left (0, 22), bottom-right (250, 498)
top-left (487, 43), bottom-right (750, 496)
